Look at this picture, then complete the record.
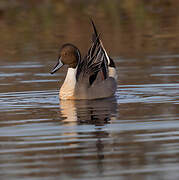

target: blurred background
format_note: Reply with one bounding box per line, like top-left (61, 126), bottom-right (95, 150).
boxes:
top-left (0, 0), bottom-right (179, 62)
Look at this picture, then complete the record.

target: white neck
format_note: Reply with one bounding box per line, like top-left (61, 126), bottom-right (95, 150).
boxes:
top-left (59, 68), bottom-right (77, 99)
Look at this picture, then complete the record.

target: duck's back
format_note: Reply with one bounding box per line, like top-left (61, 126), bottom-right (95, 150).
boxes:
top-left (74, 20), bottom-right (117, 99)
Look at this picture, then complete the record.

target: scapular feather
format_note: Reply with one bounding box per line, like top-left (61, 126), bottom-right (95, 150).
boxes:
top-left (76, 19), bottom-right (109, 85)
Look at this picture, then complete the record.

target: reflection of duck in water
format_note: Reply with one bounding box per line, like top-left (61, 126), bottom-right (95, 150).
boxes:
top-left (60, 98), bottom-right (117, 126)
top-left (51, 19), bottom-right (117, 100)
top-left (60, 100), bottom-right (77, 126)
top-left (75, 98), bottom-right (117, 125)
top-left (60, 98), bottom-right (118, 175)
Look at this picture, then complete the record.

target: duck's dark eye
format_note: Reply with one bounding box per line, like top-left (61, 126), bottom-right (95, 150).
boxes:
top-left (62, 52), bottom-right (67, 56)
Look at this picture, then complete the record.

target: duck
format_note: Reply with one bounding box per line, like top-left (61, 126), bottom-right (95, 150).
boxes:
top-left (51, 19), bottom-right (117, 100)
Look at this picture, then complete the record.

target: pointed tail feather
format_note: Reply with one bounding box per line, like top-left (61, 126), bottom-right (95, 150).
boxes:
top-left (90, 18), bottom-right (100, 43)
top-left (90, 18), bottom-right (98, 36)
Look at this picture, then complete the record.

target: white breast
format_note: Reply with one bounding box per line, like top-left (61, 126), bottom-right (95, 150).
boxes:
top-left (59, 68), bottom-right (77, 99)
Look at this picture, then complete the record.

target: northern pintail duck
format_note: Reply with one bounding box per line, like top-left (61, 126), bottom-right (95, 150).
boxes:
top-left (51, 20), bottom-right (117, 100)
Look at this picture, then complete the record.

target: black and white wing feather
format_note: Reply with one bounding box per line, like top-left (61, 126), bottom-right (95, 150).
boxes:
top-left (76, 19), bottom-right (109, 86)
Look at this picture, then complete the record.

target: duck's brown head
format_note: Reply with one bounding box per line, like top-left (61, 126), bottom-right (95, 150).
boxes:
top-left (51, 43), bottom-right (81, 74)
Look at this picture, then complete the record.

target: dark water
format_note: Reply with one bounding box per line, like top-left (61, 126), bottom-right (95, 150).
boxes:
top-left (0, 1), bottom-right (179, 180)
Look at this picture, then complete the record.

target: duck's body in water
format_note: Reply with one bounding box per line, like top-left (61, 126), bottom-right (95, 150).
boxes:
top-left (51, 20), bottom-right (117, 100)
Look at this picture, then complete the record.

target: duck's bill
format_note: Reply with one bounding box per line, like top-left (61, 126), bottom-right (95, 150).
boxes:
top-left (51, 57), bottom-right (64, 74)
